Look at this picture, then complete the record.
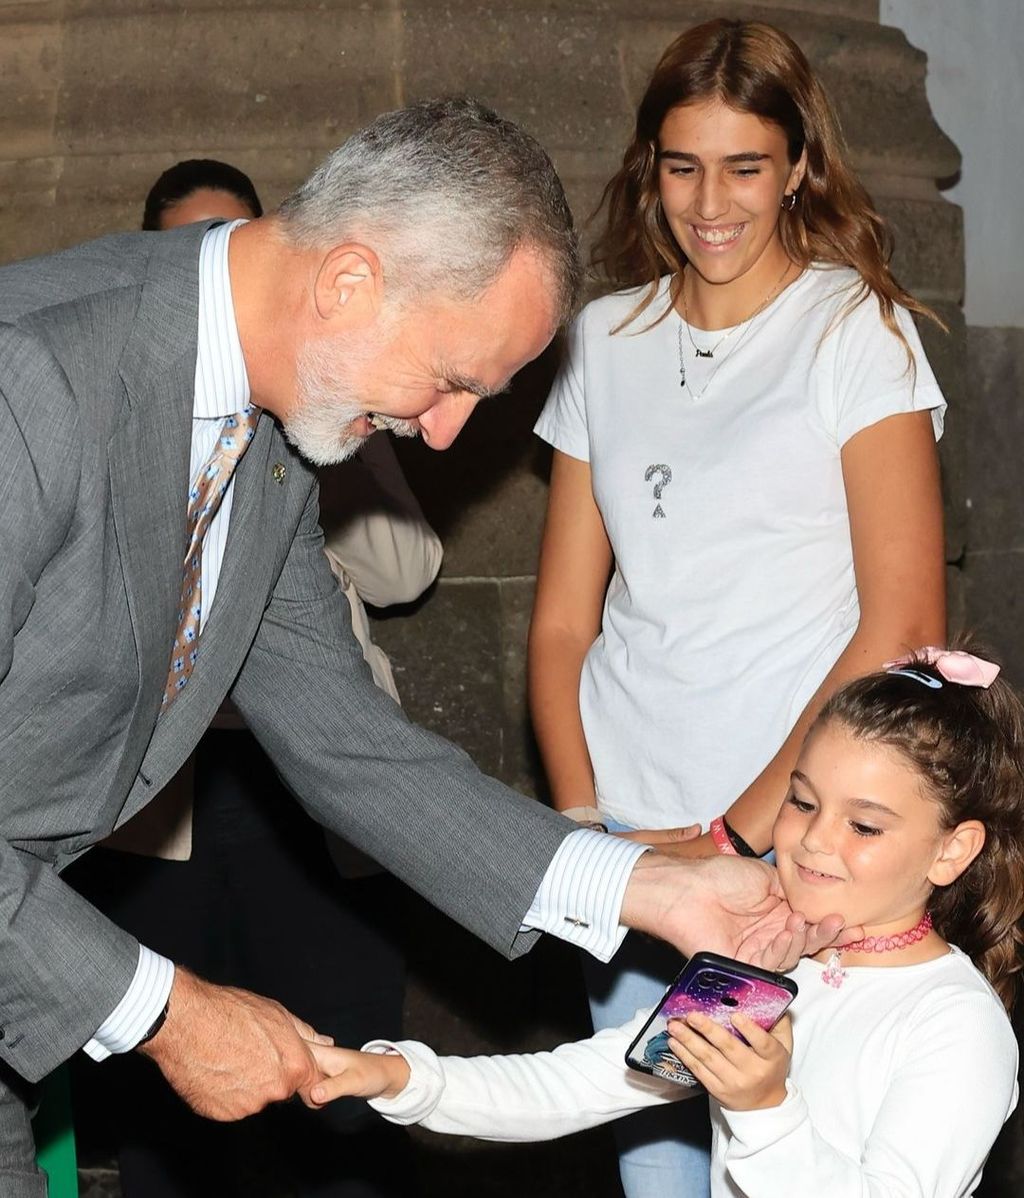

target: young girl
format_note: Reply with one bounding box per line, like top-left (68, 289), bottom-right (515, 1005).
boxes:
top-left (527, 18), bottom-right (947, 1191)
top-left (309, 648), bottom-right (1023, 1197)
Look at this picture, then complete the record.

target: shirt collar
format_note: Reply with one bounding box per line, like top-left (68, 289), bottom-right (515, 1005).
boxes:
top-left (194, 219), bottom-right (251, 420)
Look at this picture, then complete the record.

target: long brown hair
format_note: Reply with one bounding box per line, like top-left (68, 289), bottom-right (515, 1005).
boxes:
top-left (593, 18), bottom-right (942, 354)
top-left (816, 648), bottom-right (1024, 1012)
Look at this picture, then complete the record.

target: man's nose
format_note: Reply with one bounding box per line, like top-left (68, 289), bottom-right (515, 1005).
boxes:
top-left (418, 392), bottom-right (479, 451)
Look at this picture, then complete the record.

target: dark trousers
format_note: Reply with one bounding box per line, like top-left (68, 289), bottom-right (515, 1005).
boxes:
top-left (0, 1064), bottom-right (45, 1198)
top-left (66, 729), bottom-right (414, 1198)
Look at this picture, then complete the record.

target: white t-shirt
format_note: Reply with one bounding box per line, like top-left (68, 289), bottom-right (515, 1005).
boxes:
top-left (369, 948), bottom-right (1018, 1197)
top-left (535, 266), bottom-right (946, 829)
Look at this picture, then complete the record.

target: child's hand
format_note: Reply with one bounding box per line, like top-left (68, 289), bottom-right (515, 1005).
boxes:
top-left (666, 1012), bottom-right (792, 1112)
top-left (308, 1045), bottom-right (411, 1107)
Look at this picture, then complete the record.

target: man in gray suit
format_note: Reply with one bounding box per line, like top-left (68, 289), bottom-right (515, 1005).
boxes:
top-left (0, 98), bottom-right (844, 1193)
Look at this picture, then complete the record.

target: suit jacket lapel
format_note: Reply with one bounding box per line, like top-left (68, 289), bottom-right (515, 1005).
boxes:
top-left (109, 228), bottom-right (203, 737)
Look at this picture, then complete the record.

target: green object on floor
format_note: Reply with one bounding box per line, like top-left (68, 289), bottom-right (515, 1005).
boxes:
top-left (32, 1065), bottom-right (79, 1197)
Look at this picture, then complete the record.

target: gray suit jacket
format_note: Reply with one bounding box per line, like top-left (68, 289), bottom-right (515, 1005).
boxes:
top-left (0, 223), bottom-right (573, 1083)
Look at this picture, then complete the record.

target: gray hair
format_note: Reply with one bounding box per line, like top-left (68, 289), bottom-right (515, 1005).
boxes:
top-left (277, 97), bottom-right (581, 321)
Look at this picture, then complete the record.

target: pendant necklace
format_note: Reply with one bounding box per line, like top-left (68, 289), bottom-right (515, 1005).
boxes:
top-left (820, 910), bottom-right (933, 990)
top-left (676, 260), bottom-right (795, 401)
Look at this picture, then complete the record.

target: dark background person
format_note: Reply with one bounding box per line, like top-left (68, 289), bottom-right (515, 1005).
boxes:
top-left (141, 159), bottom-right (265, 230)
top-left (68, 158), bottom-right (443, 1197)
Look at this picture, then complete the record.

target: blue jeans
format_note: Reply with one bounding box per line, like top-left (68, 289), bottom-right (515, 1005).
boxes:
top-left (584, 819), bottom-right (712, 1198)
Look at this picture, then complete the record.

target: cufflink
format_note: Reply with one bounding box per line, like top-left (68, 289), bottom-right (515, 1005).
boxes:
top-left (272, 462), bottom-right (286, 484)
top-left (563, 915), bottom-right (591, 929)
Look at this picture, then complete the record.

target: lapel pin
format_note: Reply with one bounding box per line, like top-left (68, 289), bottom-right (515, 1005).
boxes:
top-left (272, 462), bottom-right (286, 485)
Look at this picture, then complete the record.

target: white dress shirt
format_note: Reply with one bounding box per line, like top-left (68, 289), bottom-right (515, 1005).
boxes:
top-left (84, 221), bottom-right (643, 1061)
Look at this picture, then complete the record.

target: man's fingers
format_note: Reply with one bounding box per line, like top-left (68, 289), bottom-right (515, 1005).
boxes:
top-left (825, 921), bottom-right (865, 950)
top-left (744, 927), bottom-right (796, 972)
top-left (286, 1011), bottom-right (334, 1047)
top-left (616, 823), bottom-right (703, 844)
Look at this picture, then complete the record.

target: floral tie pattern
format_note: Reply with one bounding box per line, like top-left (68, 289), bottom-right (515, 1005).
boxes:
top-left (162, 405), bottom-right (260, 710)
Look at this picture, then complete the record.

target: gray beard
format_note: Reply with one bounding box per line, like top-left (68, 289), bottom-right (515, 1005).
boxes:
top-left (284, 340), bottom-right (373, 466)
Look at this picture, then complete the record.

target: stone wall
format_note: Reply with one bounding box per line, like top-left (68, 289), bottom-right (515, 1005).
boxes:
top-left (2, 4), bottom-right (970, 1194)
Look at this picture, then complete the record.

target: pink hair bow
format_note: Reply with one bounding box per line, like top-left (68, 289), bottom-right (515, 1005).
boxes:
top-left (884, 646), bottom-right (1000, 689)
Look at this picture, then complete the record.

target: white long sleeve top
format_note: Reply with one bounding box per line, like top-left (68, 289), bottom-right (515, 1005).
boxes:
top-left (368, 948), bottom-right (1017, 1197)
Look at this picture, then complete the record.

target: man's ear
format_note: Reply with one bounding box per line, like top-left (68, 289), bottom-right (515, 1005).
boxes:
top-left (313, 244), bottom-right (382, 325)
top-left (928, 820), bottom-right (986, 888)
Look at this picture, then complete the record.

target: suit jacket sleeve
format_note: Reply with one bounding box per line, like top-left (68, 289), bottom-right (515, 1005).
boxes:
top-left (0, 327), bottom-right (139, 1082)
top-left (231, 478), bottom-right (575, 959)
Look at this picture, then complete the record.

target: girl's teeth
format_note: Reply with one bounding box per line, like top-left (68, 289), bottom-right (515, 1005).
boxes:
top-left (695, 226), bottom-right (741, 244)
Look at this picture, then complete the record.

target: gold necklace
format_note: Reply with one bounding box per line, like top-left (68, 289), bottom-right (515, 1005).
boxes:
top-left (677, 261), bottom-right (796, 400)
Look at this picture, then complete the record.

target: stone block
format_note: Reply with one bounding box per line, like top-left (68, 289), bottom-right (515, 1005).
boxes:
top-left (946, 562), bottom-right (967, 635)
top-left (400, 3), bottom-right (630, 157)
top-left (797, 20), bottom-right (958, 181)
top-left (877, 196), bottom-right (963, 301)
top-left (919, 301), bottom-right (967, 563)
top-left (56, 3), bottom-right (400, 157)
top-left (369, 578), bottom-right (506, 779)
top-left (964, 326), bottom-right (1024, 554)
top-left (0, 17), bottom-right (60, 160)
top-left (963, 549), bottom-right (1024, 687)
top-left (499, 577), bottom-right (547, 798)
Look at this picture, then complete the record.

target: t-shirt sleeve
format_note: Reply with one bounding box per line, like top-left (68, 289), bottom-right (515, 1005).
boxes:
top-left (534, 312), bottom-right (591, 462)
top-left (821, 289), bottom-right (946, 448)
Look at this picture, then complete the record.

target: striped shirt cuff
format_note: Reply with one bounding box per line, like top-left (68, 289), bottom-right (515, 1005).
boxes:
top-left (83, 946), bottom-right (175, 1061)
top-left (523, 829), bottom-right (648, 962)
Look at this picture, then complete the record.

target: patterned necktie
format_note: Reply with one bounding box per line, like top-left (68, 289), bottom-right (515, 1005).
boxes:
top-left (162, 404), bottom-right (260, 710)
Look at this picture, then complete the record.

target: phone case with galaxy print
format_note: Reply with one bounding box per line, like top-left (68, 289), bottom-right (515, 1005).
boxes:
top-left (624, 952), bottom-right (798, 1088)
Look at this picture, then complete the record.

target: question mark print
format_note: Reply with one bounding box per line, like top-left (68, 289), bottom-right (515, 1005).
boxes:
top-left (644, 464), bottom-right (672, 519)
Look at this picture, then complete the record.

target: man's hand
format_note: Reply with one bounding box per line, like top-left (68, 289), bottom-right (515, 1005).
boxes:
top-left (308, 1045), bottom-right (411, 1106)
top-left (620, 853), bottom-right (861, 972)
top-left (137, 966), bottom-right (332, 1120)
top-left (667, 1011), bottom-right (792, 1111)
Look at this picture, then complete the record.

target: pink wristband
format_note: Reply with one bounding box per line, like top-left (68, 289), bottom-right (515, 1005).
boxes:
top-left (709, 816), bottom-right (738, 856)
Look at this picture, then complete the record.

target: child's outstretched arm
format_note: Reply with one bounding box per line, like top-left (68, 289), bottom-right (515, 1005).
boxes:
top-left (308, 1011), bottom-right (693, 1142)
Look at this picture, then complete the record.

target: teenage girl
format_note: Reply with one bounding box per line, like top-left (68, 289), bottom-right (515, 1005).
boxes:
top-left (526, 19), bottom-right (947, 1194)
top-left (307, 647), bottom-right (1023, 1198)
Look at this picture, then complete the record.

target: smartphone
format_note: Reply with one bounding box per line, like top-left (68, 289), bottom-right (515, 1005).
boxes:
top-left (624, 952), bottom-right (798, 1089)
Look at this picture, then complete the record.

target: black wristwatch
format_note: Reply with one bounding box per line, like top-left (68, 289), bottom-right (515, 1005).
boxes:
top-left (136, 999), bottom-right (170, 1048)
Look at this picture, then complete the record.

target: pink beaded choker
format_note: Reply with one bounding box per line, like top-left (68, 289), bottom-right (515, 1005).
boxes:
top-left (821, 911), bottom-right (933, 990)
